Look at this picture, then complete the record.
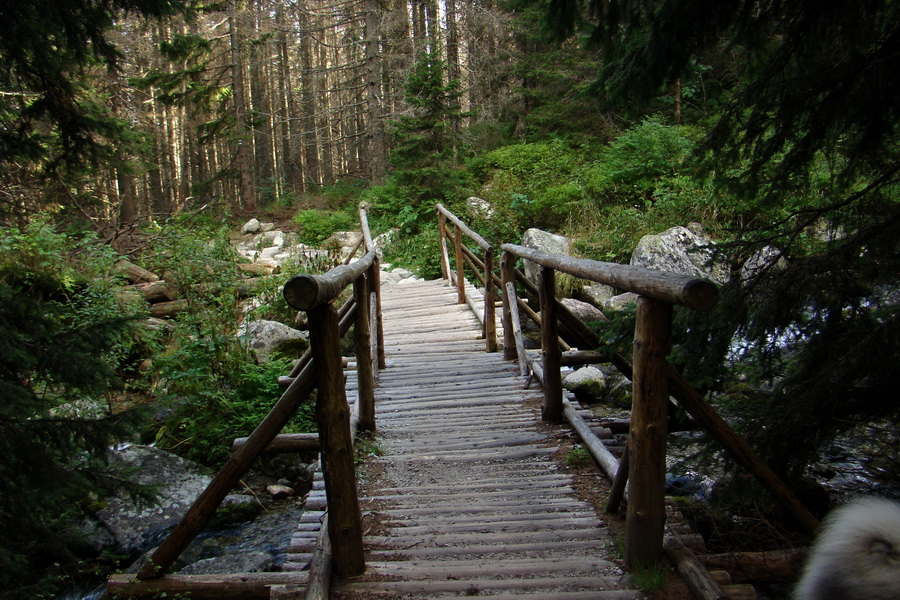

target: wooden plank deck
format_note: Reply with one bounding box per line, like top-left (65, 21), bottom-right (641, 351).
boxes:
top-left (332, 278), bottom-right (644, 599)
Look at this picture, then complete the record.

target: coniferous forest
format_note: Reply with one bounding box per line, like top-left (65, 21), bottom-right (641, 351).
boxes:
top-left (0, 0), bottom-right (898, 597)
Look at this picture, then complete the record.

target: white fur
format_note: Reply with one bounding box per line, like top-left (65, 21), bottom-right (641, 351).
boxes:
top-left (794, 497), bottom-right (900, 600)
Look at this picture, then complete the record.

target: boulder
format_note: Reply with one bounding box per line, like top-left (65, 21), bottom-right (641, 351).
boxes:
top-left (466, 196), bottom-right (495, 219)
top-left (178, 552), bottom-right (276, 575)
top-left (605, 292), bottom-right (640, 312)
top-left (266, 484), bottom-right (294, 499)
top-left (521, 229), bottom-right (571, 286)
top-left (741, 245), bottom-right (787, 284)
top-left (323, 231), bottom-right (364, 261)
top-left (241, 218), bottom-right (262, 235)
top-left (94, 446), bottom-right (255, 557)
top-left (563, 366), bottom-right (607, 403)
top-left (582, 283), bottom-right (616, 308)
top-left (561, 298), bottom-right (606, 324)
top-left (239, 319), bottom-right (309, 362)
top-left (630, 225), bottom-right (728, 283)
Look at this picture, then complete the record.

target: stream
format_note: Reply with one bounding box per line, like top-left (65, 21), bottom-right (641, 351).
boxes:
top-left (62, 497), bottom-right (308, 600)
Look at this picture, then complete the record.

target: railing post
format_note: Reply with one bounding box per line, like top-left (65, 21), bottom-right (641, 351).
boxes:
top-left (625, 296), bottom-right (672, 569)
top-left (437, 210), bottom-right (450, 283)
top-left (370, 257), bottom-right (386, 370)
top-left (453, 226), bottom-right (466, 304)
top-left (539, 266), bottom-right (562, 423)
top-left (308, 302), bottom-right (365, 577)
top-left (500, 251), bottom-right (517, 362)
top-left (354, 274), bottom-right (375, 433)
top-left (483, 247), bottom-right (497, 352)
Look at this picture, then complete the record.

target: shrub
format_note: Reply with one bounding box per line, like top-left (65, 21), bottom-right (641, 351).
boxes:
top-left (293, 209), bottom-right (358, 246)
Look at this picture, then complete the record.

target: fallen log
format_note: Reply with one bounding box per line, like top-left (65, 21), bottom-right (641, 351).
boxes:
top-left (239, 262), bottom-right (280, 276)
top-left (137, 280), bottom-right (177, 303)
top-left (664, 534), bottom-right (729, 600)
top-left (701, 548), bottom-right (807, 583)
top-left (115, 258), bottom-right (159, 284)
top-left (231, 433), bottom-right (320, 454)
top-left (149, 299), bottom-right (187, 319)
top-left (108, 572), bottom-right (308, 600)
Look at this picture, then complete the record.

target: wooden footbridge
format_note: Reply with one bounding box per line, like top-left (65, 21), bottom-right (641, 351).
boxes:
top-left (109, 205), bottom-right (820, 600)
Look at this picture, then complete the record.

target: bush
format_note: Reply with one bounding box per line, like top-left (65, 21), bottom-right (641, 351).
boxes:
top-left (0, 221), bottom-right (148, 597)
top-left (293, 209), bottom-right (358, 246)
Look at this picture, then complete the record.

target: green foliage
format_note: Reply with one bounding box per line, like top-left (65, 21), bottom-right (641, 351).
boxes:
top-left (382, 227), bottom-right (443, 281)
top-left (0, 0), bottom-right (189, 168)
top-left (0, 221), bottom-right (149, 597)
top-left (564, 446), bottom-right (592, 468)
top-left (293, 209), bottom-right (358, 246)
top-left (584, 117), bottom-right (702, 202)
top-left (475, 138), bottom-right (591, 230)
top-left (154, 350), bottom-right (314, 466)
top-left (133, 224), bottom-right (316, 466)
top-left (385, 47), bottom-right (472, 234)
top-left (629, 561), bottom-right (669, 594)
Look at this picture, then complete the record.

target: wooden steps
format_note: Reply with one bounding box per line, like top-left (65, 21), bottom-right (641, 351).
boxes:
top-left (332, 279), bottom-right (644, 599)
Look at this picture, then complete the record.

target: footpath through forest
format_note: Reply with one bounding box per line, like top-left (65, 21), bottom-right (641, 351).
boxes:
top-left (328, 278), bottom-right (645, 599)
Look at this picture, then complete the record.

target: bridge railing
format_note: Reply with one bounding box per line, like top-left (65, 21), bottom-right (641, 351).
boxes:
top-left (433, 205), bottom-right (818, 570)
top-left (436, 203), bottom-right (497, 352)
top-left (113, 206), bottom-right (380, 597)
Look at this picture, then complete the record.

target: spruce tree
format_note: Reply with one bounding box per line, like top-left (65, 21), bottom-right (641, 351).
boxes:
top-left (542, 0), bottom-right (900, 483)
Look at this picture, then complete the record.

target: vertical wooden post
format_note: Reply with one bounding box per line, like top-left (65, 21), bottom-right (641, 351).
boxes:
top-left (354, 275), bottom-right (375, 432)
top-left (625, 296), bottom-right (672, 568)
top-left (539, 266), bottom-right (562, 423)
top-left (500, 251), bottom-right (517, 362)
top-left (483, 248), bottom-right (497, 352)
top-left (437, 211), bottom-right (450, 283)
top-left (308, 303), bottom-right (365, 578)
top-left (453, 226), bottom-right (466, 304)
top-left (369, 258), bottom-right (385, 370)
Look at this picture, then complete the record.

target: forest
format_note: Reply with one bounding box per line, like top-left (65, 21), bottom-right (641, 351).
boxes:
top-left (1, 0), bottom-right (898, 597)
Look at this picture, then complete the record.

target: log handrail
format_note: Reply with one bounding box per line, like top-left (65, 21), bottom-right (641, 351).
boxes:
top-left (501, 243), bottom-right (719, 311)
top-left (125, 207), bottom-right (380, 590)
top-left (284, 249), bottom-right (376, 311)
top-left (435, 203), bottom-right (497, 352)
top-left (491, 235), bottom-right (817, 568)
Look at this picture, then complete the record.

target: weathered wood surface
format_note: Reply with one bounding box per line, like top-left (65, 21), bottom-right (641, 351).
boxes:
top-left (332, 278), bottom-right (644, 599)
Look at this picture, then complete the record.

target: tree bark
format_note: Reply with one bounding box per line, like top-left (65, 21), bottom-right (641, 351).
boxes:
top-left (230, 0), bottom-right (256, 210)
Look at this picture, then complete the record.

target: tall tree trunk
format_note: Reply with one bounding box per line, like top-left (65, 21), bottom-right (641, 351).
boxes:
top-left (277, 3), bottom-right (303, 195)
top-left (299, 5), bottom-right (320, 189)
top-left (365, 0), bottom-right (387, 181)
top-left (445, 0), bottom-right (461, 137)
top-left (230, 0), bottom-right (256, 210)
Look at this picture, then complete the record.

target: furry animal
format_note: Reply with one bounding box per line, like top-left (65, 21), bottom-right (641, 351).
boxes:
top-left (794, 496), bottom-right (900, 600)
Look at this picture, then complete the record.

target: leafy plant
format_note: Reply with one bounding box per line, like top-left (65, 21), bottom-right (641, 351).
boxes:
top-left (293, 209), bottom-right (358, 246)
top-left (564, 446), bottom-right (592, 468)
top-left (0, 221), bottom-right (149, 598)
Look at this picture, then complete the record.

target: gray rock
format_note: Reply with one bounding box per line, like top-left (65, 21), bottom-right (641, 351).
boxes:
top-left (241, 218), bottom-right (262, 235)
top-left (582, 283), bottom-right (616, 308)
top-left (259, 222), bottom-right (276, 233)
top-left (605, 292), bottom-right (639, 312)
top-left (239, 319), bottom-right (309, 362)
top-left (178, 552), bottom-right (275, 575)
top-left (94, 446), bottom-right (254, 557)
top-left (630, 225), bottom-right (728, 283)
top-left (563, 366), bottom-right (607, 403)
top-left (323, 231), bottom-right (364, 261)
top-left (741, 245), bottom-right (787, 284)
top-left (561, 298), bottom-right (606, 324)
top-left (466, 196), bottom-right (495, 219)
top-left (266, 484), bottom-right (294, 499)
top-left (521, 229), bottom-right (571, 285)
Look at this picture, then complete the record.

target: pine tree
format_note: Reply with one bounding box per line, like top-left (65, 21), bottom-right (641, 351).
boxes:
top-left (387, 47), bottom-right (469, 229)
top-left (0, 222), bottom-right (147, 597)
top-left (542, 0), bottom-right (900, 482)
